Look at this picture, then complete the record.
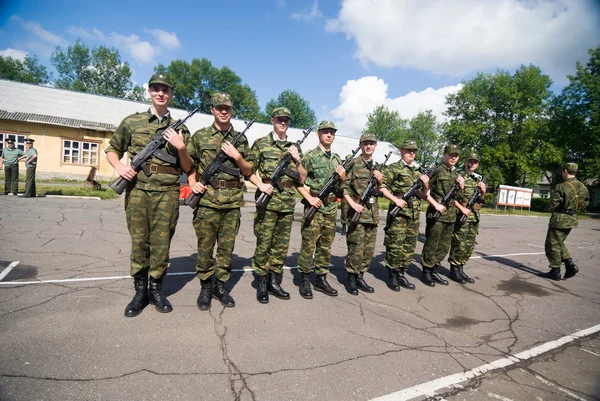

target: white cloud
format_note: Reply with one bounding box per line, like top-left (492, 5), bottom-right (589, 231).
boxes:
top-left (143, 28), bottom-right (181, 50)
top-left (291, 0), bottom-right (323, 22)
top-left (1, 48), bottom-right (28, 60)
top-left (67, 26), bottom-right (105, 41)
top-left (326, 0), bottom-right (600, 81)
top-left (330, 76), bottom-right (462, 138)
top-left (111, 33), bottom-right (157, 64)
top-left (10, 15), bottom-right (66, 46)
top-left (276, 0), bottom-right (286, 8)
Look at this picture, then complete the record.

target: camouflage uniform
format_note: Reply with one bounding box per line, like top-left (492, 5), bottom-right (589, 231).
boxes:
top-left (250, 131), bottom-right (303, 276)
top-left (105, 109), bottom-right (191, 279)
top-left (1, 140), bottom-right (24, 195)
top-left (298, 146), bottom-right (342, 275)
top-left (382, 160), bottom-right (423, 272)
top-left (190, 123), bottom-right (250, 282)
top-left (449, 172), bottom-right (483, 267)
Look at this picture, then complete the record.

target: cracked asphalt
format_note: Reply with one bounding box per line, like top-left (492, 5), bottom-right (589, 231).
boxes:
top-left (0, 194), bottom-right (599, 401)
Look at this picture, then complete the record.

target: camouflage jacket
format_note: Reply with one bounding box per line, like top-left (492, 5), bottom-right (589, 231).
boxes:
top-left (190, 123), bottom-right (250, 209)
top-left (426, 162), bottom-right (459, 223)
top-left (302, 146), bottom-right (343, 216)
top-left (548, 177), bottom-right (589, 229)
top-left (381, 160), bottom-right (423, 220)
top-left (249, 131), bottom-right (303, 213)
top-left (343, 156), bottom-right (379, 224)
top-left (105, 109), bottom-right (191, 191)
top-left (457, 172), bottom-right (483, 223)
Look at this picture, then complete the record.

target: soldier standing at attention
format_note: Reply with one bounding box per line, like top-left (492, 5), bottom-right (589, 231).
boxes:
top-left (342, 132), bottom-right (382, 295)
top-left (448, 152), bottom-right (486, 284)
top-left (420, 144), bottom-right (465, 287)
top-left (248, 107), bottom-right (307, 304)
top-left (105, 74), bottom-right (193, 317)
top-left (539, 163), bottom-right (589, 280)
top-left (21, 139), bottom-right (38, 198)
top-left (1, 138), bottom-right (24, 195)
top-left (187, 93), bottom-right (253, 310)
top-left (296, 121), bottom-right (346, 299)
top-left (379, 140), bottom-right (429, 292)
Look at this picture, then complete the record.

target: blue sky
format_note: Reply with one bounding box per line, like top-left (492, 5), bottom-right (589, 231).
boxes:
top-left (1, 0), bottom-right (599, 137)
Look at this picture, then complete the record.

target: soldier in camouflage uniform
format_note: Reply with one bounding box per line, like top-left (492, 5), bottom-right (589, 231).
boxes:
top-left (105, 74), bottom-right (193, 317)
top-left (420, 144), bottom-right (465, 287)
top-left (539, 162), bottom-right (589, 281)
top-left (379, 140), bottom-right (429, 292)
top-left (296, 121), bottom-right (346, 299)
top-left (248, 107), bottom-right (306, 304)
top-left (448, 152), bottom-right (486, 284)
top-left (187, 93), bottom-right (253, 310)
top-left (342, 132), bottom-right (383, 295)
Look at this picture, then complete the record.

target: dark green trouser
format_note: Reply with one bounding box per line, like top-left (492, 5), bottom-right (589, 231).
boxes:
top-left (448, 221), bottom-right (479, 267)
top-left (252, 208), bottom-right (294, 276)
top-left (384, 214), bottom-right (420, 271)
top-left (421, 218), bottom-right (455, 268)
top-left (545, 227), bottom-right (572, 269)
top-left (298, 209), bottom-right (337, 275)
top-left (345, 223), bottom-right (377, 274)
top-left (4, 165), bottom-right (18, 195)
top-left (193, 206), bottom-right (241, 282)
top-left (125, 187), bottom-right (180, 278)
top-left (25, 166), bottom-right (36, 197)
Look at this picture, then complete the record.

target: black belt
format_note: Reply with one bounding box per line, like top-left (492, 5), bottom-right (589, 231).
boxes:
top-left (263, 179), bottom-right (295, 188)
top-left (216, 179), bottom-right (243, 189)
top-left (557, 210), bottom-right (576, 216)
top-left (148, 164), bottom-right (181, 175)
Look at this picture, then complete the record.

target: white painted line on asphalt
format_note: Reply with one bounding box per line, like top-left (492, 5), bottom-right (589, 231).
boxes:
top-left (527, 244), bottom-right (544, 248)
top-left (487, 393), bottom-right (514, 401)
top-left (470, 252), bottom-right (546, 260)
top-left (369, 324), bottom-right (600, 401)
top-left (533, 374), bottom-right (590, 401)
top-left (0, 261), bottom-right (20, 281)
top-left (580, 348), bottom-right (600, 357)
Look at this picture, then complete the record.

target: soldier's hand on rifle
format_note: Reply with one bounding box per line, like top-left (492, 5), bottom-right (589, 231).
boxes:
top-left (308, 195), bottom-right (322, 208)
top-left (191, 182), bottom-right (207, 194)
top-left (373, 170), bottom-right (383, 182)
top-left (349, 199), bottom-right (364, 214)
top-left (257, 182), bottom-right (273, 195)
top-left (163, 128), bottom-right (185, 151)
top-left (420, 175), bottom-right (430, 186)
top-left (434, 202), bottom-right (446, 214)
top-left (457, 203), bottom-right (471, 217)
top-left (335, 165), bottom-right (347, 180)
top-left (222, 141), bottom-right (241, 161)
top-left (456, 176), bottom-right (465, 189)
top-left (287, 146), bottom-right (301, 163)
top-left (394, 198), bottom-right (408, 209)
top-left (116, 164), bottom-right (136, 181)
top-left (477, 181), bottom-right (487, 194)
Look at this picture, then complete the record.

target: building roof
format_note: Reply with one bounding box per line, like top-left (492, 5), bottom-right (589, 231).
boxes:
top-left (0, 79), bottom-right (400, 163)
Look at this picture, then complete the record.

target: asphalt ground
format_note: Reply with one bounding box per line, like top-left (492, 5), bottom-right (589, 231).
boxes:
top-left (0, 194), bottom-right (599, 401)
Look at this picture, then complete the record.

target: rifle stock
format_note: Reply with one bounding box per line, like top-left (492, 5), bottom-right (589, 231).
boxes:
top-left (459, 168), bottom-right (492, 223)
top-left (432, 162), bottom-right (473, 220)
top-left (349, 151), bottom-right (392, 224)
top-left (388, 160), bottom-right (442, 220)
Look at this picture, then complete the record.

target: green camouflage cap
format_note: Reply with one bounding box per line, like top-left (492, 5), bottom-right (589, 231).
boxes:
top-left (318, 120), bottom-right (337, 131)
top-left (444, 144), bottom-right (461, 154)
top-left (271, 107), bottom-right (292, 119)
top-left (360, 132), bottom-right (377, 143)
top-left (211, 92), bottom-right (233, 107)
top-left (25, 138), bottom-right (35, 144)
top-left (564, 162), bottom-right (578, 174)
top-left (148, 73), bottom-right (173, 88)
top-left (400, 140), bottom-right (418, 150)
top-left (465, 151), bottom-right (479, 161)
top-left (5, 138), bottom-right (14, 144)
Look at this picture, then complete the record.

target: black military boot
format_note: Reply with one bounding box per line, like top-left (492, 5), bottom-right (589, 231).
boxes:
top-left (196, 278), bottom-right (213, 311)
top-left (299, 272), bottom-right (313, 299)
top-left (421, 267), bottom-right (435, 287)
top-left (148, 275), bottom-right (173, 313)
top-left (213, 279), bottom-right (235, 307)
top-left (539, 268), bottom-right (561, 281)
top-left (268, 272), bottom-right (290, 300)
top-left (124, 273), bottom-right (149, 317)
top-left (563, 259), bottom-right (579, 279)
top-left (389, 269), bottom-right (401, 292)
top-left (431, 265), bottom-right (449, 286)
top-left (356, 272), bottom-right (374, 293)
top-left (315, 274), bottom-right (338, 296)
top-left (257, 275), bottom-right (269, 304)
top-left (458, 266), bottom-right (475, 284)
top-left (449, 265), bottom-right (466, 284)
top-left (347, 273), bottom-right (359, 295)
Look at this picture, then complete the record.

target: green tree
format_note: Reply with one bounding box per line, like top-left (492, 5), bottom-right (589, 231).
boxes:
top-left (407, 111), bottom-right (443, 167)
top-left (0, 55), bottom-right (51, 84)
top-left (444, 65), bottom-right (556, 187)
top-left (154, 58), bottom-right (259, 120)
top-left (263, 90), bottom-right (317, 129)
top-left (51, 39), bottom-right (138, 99)
top-left (364, 105), bottom-right (408, 144)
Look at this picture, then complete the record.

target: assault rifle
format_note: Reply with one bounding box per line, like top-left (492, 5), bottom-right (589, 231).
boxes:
top-left (255, 128), bottom-right (312, 209)
top-left (459, 168), bottom-right (492, 224)
top-left (109, 107), bottom-right (200, 195)
top-left (432, 161), bottom-right (474, 220)
top-left (349, 151), bottom-right (392, 224)
top-left (303, 146), bottom-right (360, 224)
top-left (185, 118), bottom-right (256, 209)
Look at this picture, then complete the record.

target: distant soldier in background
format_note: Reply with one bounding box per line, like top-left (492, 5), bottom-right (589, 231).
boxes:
top-left (539, 163), bottom-right (589, 281)
top-left (1, 138), bottom-right (24, 195)
top-left (21, 139), bottom-right (38, 198)
top-left (448, 152), bottom-right (486, 284)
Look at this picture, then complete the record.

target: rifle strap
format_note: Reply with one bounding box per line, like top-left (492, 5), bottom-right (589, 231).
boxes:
top-left (564, 181), bottom-right (579, 213)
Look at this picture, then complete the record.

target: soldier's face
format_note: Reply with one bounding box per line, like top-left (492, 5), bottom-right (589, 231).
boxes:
top-left (212, 105), bottom-right (233, 125)
top-left (148, 84), bottom-right (172, 107)
top-left (272, 117), bottom-right (290, 135)
top-left (444, 152), bottom-right (459, 166)
top-left (360, 141), bottom-right (377, 156)
top-left (466, 159), bottom-right (478, 171)
top-left (318, 129), bottom-right (336, 146)
top-left (401, 148), bottom-right (417, 163)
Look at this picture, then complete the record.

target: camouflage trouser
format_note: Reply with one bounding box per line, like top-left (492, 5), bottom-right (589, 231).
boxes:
top-left (345, 223), bottom-right (377, 274)
top-left (252, 208), bottom-right (293, 276)
top-left (125, 187), bottom-right (180, 279)
top-left (4, 165), bottom-right (18, 194)
top-left (193, 206), bottom-right (241, 282)
top-left (384, 215), bottom-right (420, 271)
top-left (340, 199), bottom-right (350, 225)
top-left (421, 218), bottom-right (455, 268)
top-left (298, 209), bottom-right (337, 275)
top-left (545, 227), bottom-right (572, 269)
top-left (24, 166), bottom-right (36, 197)
top-left (448, 221), bottom-right (479, 267)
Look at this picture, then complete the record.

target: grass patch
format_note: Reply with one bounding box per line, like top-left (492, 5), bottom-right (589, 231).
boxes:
top-left (1, 184), bottom-right (118, 199)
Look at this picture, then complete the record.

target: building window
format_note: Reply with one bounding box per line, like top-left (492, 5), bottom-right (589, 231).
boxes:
top-left (0, 132), bottom-right (26, 152)
top-left (62, 139), bottom-right (99, 166)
